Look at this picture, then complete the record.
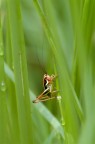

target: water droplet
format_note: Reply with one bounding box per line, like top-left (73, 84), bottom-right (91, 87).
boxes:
top-left (57, 95), bottom-right (62, 101)
top-left (0, 81), bottom-right (6, 92)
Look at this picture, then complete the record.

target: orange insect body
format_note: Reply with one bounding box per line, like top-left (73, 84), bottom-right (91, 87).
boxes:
top-left (43, 74), bottom-right (55, 89)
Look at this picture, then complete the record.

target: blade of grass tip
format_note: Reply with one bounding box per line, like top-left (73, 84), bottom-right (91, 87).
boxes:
top-left (6, 0), bottom-right (32, 143)
top-left (4, 62), bottom-right (65, 139)
top-left (0, 6), bottom-right (8, 144)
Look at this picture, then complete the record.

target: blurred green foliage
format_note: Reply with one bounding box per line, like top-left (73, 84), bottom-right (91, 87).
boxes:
top-left (0, 0), bottom-right (95, 144)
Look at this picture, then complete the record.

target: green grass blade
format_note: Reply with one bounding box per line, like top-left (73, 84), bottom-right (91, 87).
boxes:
top-left (0, 4), bottom-right (8, 144)
top-left (6, 0), bottom-right (33, 143)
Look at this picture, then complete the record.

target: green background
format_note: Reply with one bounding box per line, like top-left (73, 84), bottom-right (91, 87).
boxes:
top-left (0, 0), bottom-right (95, 144)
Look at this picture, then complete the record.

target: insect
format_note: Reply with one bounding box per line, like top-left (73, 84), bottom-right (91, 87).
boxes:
top-left (32, 74), bottom-right (58, 103)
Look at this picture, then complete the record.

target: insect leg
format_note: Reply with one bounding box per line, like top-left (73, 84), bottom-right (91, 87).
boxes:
top-left (32, 87), bottom-right (50, 103)
top-left (38, 96), bottom-right (56, 102)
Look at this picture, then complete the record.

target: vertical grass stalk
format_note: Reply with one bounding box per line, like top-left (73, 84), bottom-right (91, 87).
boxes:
top-left (6, 0), bottom-right (33, 143)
